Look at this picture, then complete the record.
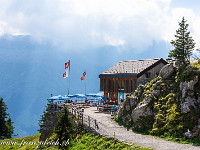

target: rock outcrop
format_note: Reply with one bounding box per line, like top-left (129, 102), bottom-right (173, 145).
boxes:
top-left (117, 63), bottom-right (200, 137)
top-left (39, 102), bottom-right (63, 141)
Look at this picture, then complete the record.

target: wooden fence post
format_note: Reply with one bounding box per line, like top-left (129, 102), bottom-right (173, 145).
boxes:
top-left (82, 113), bottom-right (83, 125)
top-left (95, 119), bottom-right (97, 129)
top-left (75, 109), bottom-right (76, 116)
top-left (78, 111), bottom-right (79, 120)
top-left (88, 116), bottom-right (90, 128)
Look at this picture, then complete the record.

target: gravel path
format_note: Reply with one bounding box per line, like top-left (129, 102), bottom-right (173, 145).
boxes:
top-left (83, 107), bottom-right (200, 150)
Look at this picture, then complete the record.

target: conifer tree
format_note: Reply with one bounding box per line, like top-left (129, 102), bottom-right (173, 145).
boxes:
top-left (168, 17), bottom-right (195, 64)
top-left (54, 106), bottom-right (77, 148)
top-left (0, 97), bottom-right (14, 139)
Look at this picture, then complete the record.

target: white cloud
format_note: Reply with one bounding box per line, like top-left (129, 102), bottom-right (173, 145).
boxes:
top-left (0, 0), bottom-right (200, 51)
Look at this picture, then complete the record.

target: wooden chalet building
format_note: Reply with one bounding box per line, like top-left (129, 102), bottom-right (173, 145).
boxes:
top-left (99, 58), bottom-right (168, 104)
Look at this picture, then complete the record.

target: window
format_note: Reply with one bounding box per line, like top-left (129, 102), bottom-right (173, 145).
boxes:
top-left (155, 72), bottom-right (159, 77)
top-left (145, 72), bottom-right (150, 78)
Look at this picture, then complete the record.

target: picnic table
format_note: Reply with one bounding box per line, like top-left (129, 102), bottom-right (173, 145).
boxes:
top-left (97, 105), bottom-right (118, 112)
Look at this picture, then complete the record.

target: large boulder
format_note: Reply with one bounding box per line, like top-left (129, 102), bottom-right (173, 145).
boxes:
top-left (131, 103), bottom-right (153, 122)
top-left (159, 64), bottom-right (175, 78)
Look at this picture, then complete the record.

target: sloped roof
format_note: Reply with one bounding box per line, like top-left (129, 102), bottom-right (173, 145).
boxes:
top-left (99, 58), bottom-right (167, 78)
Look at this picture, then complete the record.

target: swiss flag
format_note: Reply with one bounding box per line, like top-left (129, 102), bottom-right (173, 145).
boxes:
top-left (63, 70), bottom-right (68, 78)
top-left (65, 61), bottom-right (70, 69)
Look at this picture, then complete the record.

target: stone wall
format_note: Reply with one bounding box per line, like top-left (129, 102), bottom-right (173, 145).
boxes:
top-left (39, 103), bottom-right (63, 141)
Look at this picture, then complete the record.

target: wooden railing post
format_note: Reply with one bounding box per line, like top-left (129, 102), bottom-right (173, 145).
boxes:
top-left (88, 116), bottom-right (90, 128)
top-left (78, 111), bottom-right (79, 120)
top-left (82, 113), bottom-right (83, 125)
top-left (75, 109), bottom-right (76, 116)
top-left (95, 119), bottom-right (97, 129)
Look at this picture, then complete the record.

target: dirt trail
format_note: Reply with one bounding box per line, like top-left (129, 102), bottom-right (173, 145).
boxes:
top-left (83, 107), bottom-right (200, 150)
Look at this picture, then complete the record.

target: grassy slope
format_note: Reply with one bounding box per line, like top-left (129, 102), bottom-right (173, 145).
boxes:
top-left (68, 133), bottom-right (153, 150)
top-left (0, 132), bottom-right (153, 150)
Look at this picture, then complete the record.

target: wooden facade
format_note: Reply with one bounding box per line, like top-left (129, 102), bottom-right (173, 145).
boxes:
top-left (100, 78), bottom-right (137, 100)
top-left (100, 78), bottom-right (137, 93)
top-left (99, 58), bottom-right (168, 103)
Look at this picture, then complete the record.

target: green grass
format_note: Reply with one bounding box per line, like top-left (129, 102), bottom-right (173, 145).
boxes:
top-left (0, 133), bottom-right (41, 150)
top-left (0, 132), bottom-right (153, 150)
top-left (114, 116), bottom-right (200, 146)
top-left (131, 126), bottom-right (200, 146)
top-left (67, 132), bottom-right (153, 150)
top-left (0, 133), bottom-right (60, 150)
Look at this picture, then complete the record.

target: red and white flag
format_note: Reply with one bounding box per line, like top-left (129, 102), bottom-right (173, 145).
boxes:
top-left (63, 70), bottom-right (68, 78)
top-left (81, 75), bottom-right (85, 81)
top-left (65, 61), bottom-right (70, 69)
top-left (81, 71), bottom-right (86, 81)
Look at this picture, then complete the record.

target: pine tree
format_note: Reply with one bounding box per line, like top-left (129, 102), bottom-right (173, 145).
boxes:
top-left (168, 17), bottom-right (195, 64)
top-left (54, 106), bottom-right (77, 148)
top-left (0, 97), bottom-right (14, 139)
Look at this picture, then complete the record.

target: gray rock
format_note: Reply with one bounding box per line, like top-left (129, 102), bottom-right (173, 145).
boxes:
top-left (184, 129), bottom-right (193, 138)
top-left (159, 64), bottom-right (174, 78)
top-left (181, 97), bottom-right (197, 113)
top-left (129, 97), bottom-right (137, 108)
top-left (152, 90), bottom-right (160, 97)
top-left (124, 114), bottom-right (131, 125)
top-left (126, 114), bottom-right (131, 120)
top-left (185, 96), bottom-right (196, 108)
top-left (182, 86), bottom-right (187, 98)
top-left (126, 105), bottom-right (131, 111)
top-left (131, 104), bottom-right (153, 122)
top-left (180, 102), bottom-right (190, 113)
top-left (197, 97), bottom-right (200, 104)
top-left (188, 91), bottom-right (194, 97)
top-left (153, 80), bottom-right (162, 89)
top-left (143, 96), bottom-right (152, 104)
top-left (137, 85), bottom-right (144, 96)
top-left (117, 107), bottom-right (123, 118)
top-left (180, 76), bottom-right (199, 98)
top-left (187, 75), bottom-right (198, 90)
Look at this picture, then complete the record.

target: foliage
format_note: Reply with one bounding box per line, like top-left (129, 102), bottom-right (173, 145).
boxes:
top-left (67, 132), bottom-right (153, 150)
top-left (191, 59), bottom-right (200, 70)
top-left (54, 106), bottom-right (77, 148)
top-left (0, 97), bottom-right (14, 139)
top-left (168, 17), bottom-right (195, 64)
top-left (134, 116), bottom-right (154, 130)
top-left (38, 103), bottom-right (49, 133)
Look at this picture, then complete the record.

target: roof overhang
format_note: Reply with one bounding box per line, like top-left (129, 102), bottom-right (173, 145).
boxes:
top-left (99, 73), bottom-right (137, 78)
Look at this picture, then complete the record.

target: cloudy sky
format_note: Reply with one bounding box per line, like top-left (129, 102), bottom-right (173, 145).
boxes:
top-left (0, 0), bottom-right (200, 52)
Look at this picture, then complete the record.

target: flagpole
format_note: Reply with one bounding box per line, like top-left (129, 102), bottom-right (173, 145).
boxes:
top-left (68, 60), bottom-right (70, 95)
top-left (85, 77), bottom-right (86, 95)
